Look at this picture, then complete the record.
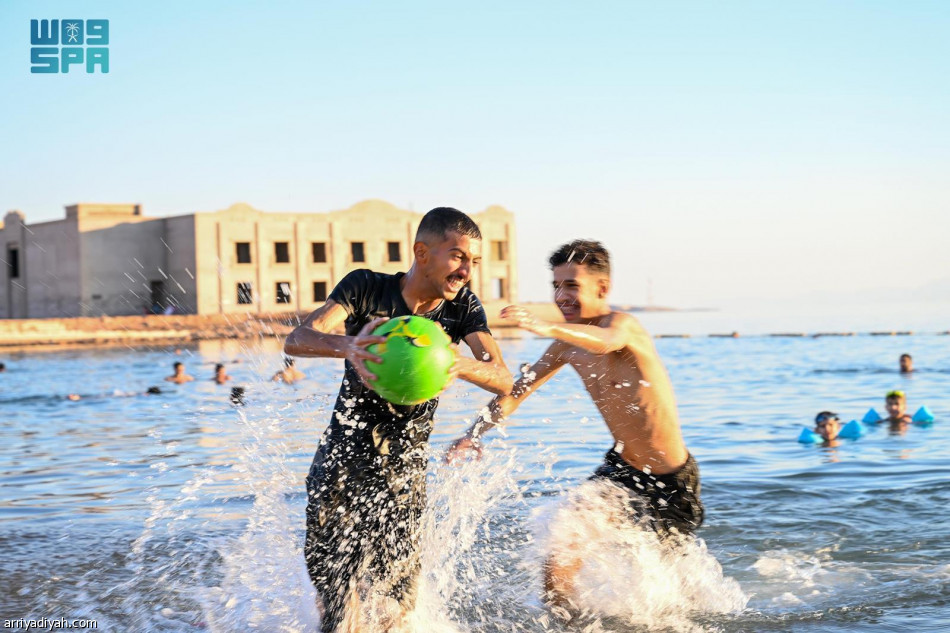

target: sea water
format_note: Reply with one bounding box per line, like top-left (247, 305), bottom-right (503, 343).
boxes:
top-left (1, 322), bottom-right (949, 632)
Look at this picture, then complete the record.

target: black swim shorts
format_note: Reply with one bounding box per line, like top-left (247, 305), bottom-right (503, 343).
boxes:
top-left (590, 449), bottom-right (704, 535)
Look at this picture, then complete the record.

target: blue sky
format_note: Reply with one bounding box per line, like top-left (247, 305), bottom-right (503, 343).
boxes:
top-left (2, 1), bottom-right (949, 310)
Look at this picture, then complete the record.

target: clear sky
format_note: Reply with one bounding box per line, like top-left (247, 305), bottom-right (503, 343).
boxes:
top-left (2, 1), bottom-right (949, 311)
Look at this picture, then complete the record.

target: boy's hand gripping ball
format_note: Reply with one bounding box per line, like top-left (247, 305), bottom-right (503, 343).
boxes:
top-left (366, 316), bottom-right (454, 405)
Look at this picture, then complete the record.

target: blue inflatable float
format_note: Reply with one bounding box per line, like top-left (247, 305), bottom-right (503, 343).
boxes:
top-left (798, 419), bottom-right (866, 444)
top-left (862, 406), bottom-right (935, 425)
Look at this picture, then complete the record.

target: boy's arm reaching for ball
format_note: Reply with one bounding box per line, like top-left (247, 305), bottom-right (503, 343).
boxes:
top-left (283, 299), bottom-right (388, 385)
top-left (453, 331), bottom-right (513, 396)
top-left (446, 340), bottom-right (568, 461)
top-left (501, 305), bottom-right (651, 356)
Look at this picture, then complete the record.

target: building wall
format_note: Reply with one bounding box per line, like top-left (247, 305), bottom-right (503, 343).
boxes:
top-left (193, 199), bottom-right (516, 316)
top-left (79, 217), bottom-right (165, 316)
top-left (471, 204), bottom-right (518, 305)
top-left (25, 217), bottom-right (82, 317)
top-left (164, 215), bottom-right (198, 314)
top-left (1, 200), bottom-right (517, 318)
top-left (1, 211), bottom-right (32, 319)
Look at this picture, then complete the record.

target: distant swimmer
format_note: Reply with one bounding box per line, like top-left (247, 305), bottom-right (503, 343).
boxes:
top-left (0, 362), bottom-right (6, 372)
top-left (213, 363), bottom-right (232, 384)
top-left (813, 411), bottom-right (841, 443)
top-left (66, 387), bottom-right (162, 401)
top-left (125, 387), bottom-right (164, 397)
top-left (446, 240), bottom-right (703, 617)
top-left (900, 354), bottom-right (914, 374)
top-left (272, 357), bottom-right (305, 384)
top-left (165, 361), bottom-right (194, 384)
top-left (884, 390), bottom-right (912, 426)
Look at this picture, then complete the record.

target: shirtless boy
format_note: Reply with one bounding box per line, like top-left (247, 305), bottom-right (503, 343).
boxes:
top-left (814, 411), bottom-right (841, 443)
top-left (213, 363), bottom-right (232, 384)
top-left (272, 357), bottom-right (305, 384)
top-left (884, 390), bottom-right (912, 425)
top-left (165, 361), bottom-right (194, 384)
top-left (285, 207), bottom-right (512, 632)
top-left (447, 240), bottom-right (703, 612)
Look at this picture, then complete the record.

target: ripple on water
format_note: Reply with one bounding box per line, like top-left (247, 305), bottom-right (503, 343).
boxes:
top-left (2, 336), bottom-right (950, 631)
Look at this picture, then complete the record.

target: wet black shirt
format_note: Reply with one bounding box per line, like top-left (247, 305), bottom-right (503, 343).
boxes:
top-left (325, 269), bottom-right (491, 438)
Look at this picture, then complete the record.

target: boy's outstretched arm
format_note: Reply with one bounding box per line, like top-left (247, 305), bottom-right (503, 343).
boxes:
top-left (446, 341), bottom-right (567, 461)
top-left (501, 306), bottom-right (648, 355)
top-left (453, 331), bottom-right (513, 396)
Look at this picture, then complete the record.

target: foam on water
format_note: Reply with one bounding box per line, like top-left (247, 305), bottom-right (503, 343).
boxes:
top-left (750, 548), bottom-right (874, 608)
top-left (534, 479), bottom-right (748, 631)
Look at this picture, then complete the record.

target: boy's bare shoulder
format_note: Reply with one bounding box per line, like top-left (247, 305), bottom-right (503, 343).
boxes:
top-left (607, 310), bottom-right (638, 325)
top-left (607, 311), bottom-right (657, 354)
top-left (607, 311), bottom-right (647, 334)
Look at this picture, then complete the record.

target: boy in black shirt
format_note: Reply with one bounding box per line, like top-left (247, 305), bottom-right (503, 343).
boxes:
top-left (285, 207), bottom-right (512, 632)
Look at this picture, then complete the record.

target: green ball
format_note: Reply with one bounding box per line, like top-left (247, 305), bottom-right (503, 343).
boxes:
top-left (366, 316), bottom-right (454, 405)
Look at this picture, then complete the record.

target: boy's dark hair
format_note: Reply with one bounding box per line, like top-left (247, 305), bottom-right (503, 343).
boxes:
top-left (416, 207), bottom-right (481, 243)
top-left (284, 357), bottom-right (295, 368)
top-left (173, 361), bottom-right (183, 369)
top-left (900, 353), bottom-right (912, 361)
top-left (549, 240), bottom-right (611, 276)
top-left (215, 363), bottom-right (224, 371)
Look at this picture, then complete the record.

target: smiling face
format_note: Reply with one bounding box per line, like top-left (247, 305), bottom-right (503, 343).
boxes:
top-left (885, 396), bottom-right (906, 420)
top-left (552, 263), bottom-right (610, 322)
top-left (417, 231), bottom-right (482, 300)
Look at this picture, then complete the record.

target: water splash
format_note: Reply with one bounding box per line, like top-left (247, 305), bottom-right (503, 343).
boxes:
top-left (58, 379), bottom-right (745, 633)
top-left (193, 402), bottom-right (319, 632)
top-left (534, 479), bottom-right (748, 632)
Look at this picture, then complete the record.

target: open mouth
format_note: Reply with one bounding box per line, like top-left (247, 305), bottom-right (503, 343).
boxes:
top-left (446, 276), bottom-right (465, 293)
top-left (558, 303), bottom-right (579, 319)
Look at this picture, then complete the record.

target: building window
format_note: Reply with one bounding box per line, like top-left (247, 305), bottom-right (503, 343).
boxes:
top-left (313, 281), bottom-right (328, 302)
top-left (492, 278), bottom-right (507, 301)
top-left (312, 242), bottom-right (327, 263)
top-left (236, 242), bottom-right (252, 264)
top-left (492, 240), bottom-right (508, 261)
top-left (237, 282), bottom-right (253, 305)
top-left (275, 242), bottom-right (290, 264)
top-left (276, 282), bottom-right (292, 304)
top-left (351, 242), bottom-right (365, 263)
top-left (7, 247), bottom-right (19, 279)
top-left (386, 242), bottom-right (401, 263)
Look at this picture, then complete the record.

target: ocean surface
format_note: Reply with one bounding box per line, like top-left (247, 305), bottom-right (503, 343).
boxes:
top-left (2, 312), bottom-right (949, 632)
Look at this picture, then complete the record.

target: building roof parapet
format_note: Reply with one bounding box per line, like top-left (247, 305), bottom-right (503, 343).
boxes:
top-left (3, 210), bottom-right (26, 229)
top-left (65, 203), bottom-right (143, 220)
